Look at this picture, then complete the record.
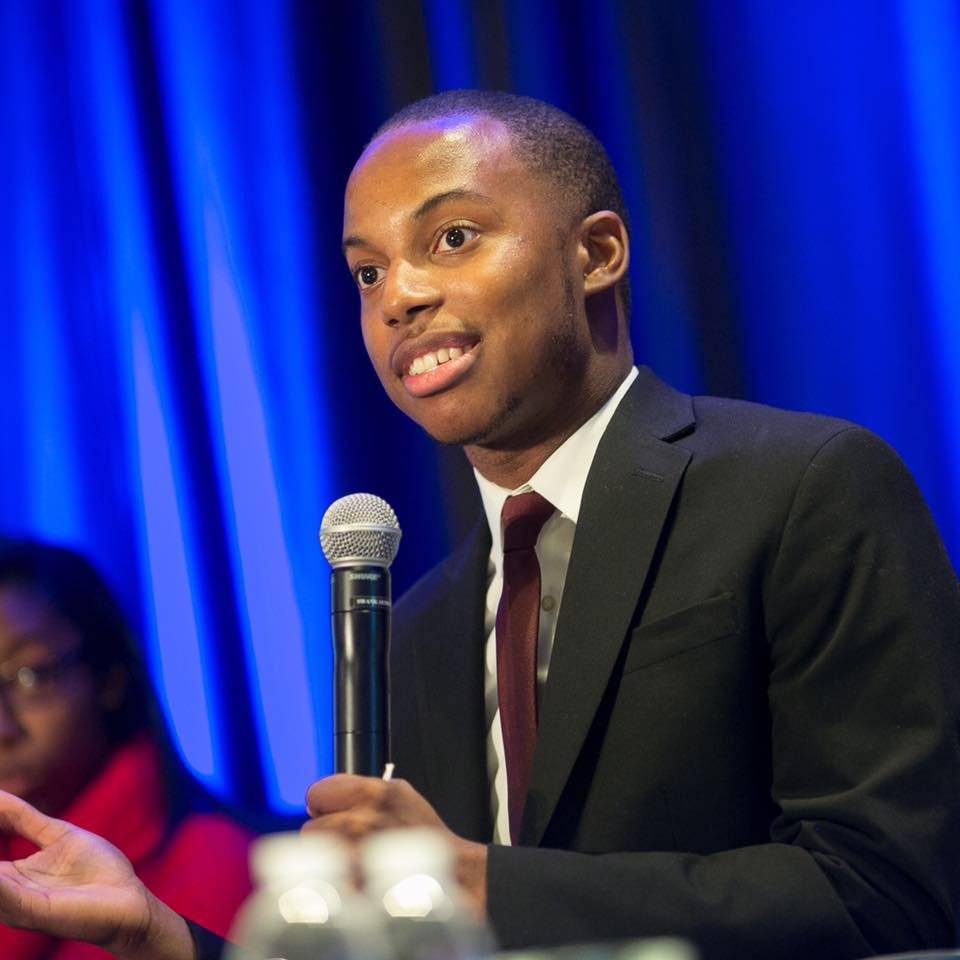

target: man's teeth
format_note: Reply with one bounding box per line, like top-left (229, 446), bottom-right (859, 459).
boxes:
top-left (408, 346), bottom-right (464, 376)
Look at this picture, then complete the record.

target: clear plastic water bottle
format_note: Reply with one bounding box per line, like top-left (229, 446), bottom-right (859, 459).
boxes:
top-left (362, 828), bottom-right (496, 960)
top-left (226, 831), bottom-right (381, 960)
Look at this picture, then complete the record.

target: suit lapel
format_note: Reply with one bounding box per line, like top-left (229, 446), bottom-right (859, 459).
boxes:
top-left (411, 521), bottom-right (493, 841)
top-left (522, 368), bottom-right (695, 845)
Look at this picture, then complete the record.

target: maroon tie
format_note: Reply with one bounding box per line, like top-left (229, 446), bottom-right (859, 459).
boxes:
top-left (496, 491), bottom-right (555, 844)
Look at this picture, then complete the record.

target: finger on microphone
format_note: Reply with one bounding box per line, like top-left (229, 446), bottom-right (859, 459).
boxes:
top-left (307, 773), bottom-right (385, 817)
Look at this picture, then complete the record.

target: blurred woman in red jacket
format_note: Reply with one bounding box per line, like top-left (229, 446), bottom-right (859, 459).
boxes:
top-left (0, 539), bottom-right (253, 960)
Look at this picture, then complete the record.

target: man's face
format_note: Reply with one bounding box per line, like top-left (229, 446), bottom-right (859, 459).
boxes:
top-left (342, 116), bottom-right (598, 456)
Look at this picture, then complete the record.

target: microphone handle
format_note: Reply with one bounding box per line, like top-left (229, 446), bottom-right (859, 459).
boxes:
top-left (331, 565), bottom-right (391, 775)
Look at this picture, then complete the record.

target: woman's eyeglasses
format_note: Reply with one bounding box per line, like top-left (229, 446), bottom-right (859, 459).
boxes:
top-left (0, 648), bottom-right (85, 709)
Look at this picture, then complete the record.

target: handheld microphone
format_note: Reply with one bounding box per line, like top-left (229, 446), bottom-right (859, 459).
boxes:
top-left (319, 493), bottom-right (401, 775)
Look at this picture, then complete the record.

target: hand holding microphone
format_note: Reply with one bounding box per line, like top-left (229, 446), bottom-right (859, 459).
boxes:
top-left (312, 493), bottom-right (489, 915)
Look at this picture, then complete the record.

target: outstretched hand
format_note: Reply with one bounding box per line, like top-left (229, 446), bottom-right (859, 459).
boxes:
top-left (0, 791), bottom-right (193, 960)
top-left (304, 774), bottom-right (488, 915)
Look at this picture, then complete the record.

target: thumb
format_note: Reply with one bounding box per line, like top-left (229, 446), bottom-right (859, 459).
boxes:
top-left (0, 791), bottom-right (69, 850)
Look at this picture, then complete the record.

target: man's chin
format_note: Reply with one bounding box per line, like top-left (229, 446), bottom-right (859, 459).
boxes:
top-left (417, 398), bottom-right (522, 450)
top-left (417, 418), bottom-right (492, 449)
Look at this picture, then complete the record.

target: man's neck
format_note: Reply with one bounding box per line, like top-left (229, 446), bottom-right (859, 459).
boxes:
top-left (466, 362), bottom-right (636, 489)
top-left (466, 436), bottom-right (570, 490)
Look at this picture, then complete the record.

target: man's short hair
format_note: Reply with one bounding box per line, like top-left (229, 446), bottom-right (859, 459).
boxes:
top-left (374, 90), bottom-right (632, 314)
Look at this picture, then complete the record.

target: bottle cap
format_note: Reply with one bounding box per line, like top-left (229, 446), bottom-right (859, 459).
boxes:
top-left (362, 828), bottom-right (456, 918)
top-left (251, 831), bottom-right (349, 886)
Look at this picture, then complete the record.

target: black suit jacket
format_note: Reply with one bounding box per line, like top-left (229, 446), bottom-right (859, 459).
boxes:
top-left (389, 367), bottom-right (960, 960)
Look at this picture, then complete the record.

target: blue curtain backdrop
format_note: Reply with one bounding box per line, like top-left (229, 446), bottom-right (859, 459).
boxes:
top-left (1, 0), bottom-right (957, 816)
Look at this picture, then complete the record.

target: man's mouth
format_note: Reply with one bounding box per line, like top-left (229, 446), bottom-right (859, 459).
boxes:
top-left (394, 337), bottom-right (479, 398)
top-left (392, 332), bottom-right (479, 377)
top-left (406, 346), bottom-right (465, 377)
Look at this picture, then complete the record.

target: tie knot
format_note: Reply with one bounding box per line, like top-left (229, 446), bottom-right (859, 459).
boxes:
top-left (501, 491), bottom-right (555, 552)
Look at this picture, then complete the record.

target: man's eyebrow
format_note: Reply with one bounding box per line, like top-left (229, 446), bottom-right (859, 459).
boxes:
top-left (342, 189), bottom-right (495, 253)
top-left (412, 188), bottom-right (495, 220)
top-left (342, 234), bottom-right (368, 252)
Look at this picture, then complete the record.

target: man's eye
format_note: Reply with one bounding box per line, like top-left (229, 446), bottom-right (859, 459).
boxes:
top-left (356, 265), bottom-right (383, 288)
top-left (433, 225), bottom-right (478, 253)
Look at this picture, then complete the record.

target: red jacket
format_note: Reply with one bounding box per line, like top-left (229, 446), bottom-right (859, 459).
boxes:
top-left (0, 734), bottom-right (253, 959)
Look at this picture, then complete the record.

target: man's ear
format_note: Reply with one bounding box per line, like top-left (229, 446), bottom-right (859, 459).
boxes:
top-left (578, 211), bottom-right (629, 296)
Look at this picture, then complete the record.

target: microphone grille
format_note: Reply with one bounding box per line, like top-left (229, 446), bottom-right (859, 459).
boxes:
top-left (320, 493), bottom-right (401, 568)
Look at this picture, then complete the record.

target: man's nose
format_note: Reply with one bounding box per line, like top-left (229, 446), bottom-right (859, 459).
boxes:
top-left (380, 261), bottom-right (440, 326)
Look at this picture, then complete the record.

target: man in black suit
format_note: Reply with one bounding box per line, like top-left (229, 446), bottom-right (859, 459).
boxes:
top-left (0, 91), bottom-right (957, 960)
top-left (320, 89), bottom-right (960, 958)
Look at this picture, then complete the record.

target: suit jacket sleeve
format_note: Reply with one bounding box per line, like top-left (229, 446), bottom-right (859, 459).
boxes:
top-left (486, 428), bottom-right (960, 959)
top-left (185, 919), bottom-right (226, 960)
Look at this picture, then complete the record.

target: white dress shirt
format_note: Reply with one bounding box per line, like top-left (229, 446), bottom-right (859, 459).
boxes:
top-left (475, 367), bottom-right (639, 844)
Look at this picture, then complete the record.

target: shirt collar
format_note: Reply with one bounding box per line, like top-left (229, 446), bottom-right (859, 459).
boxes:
top-left (475, 367), bottom-right (638, 555)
